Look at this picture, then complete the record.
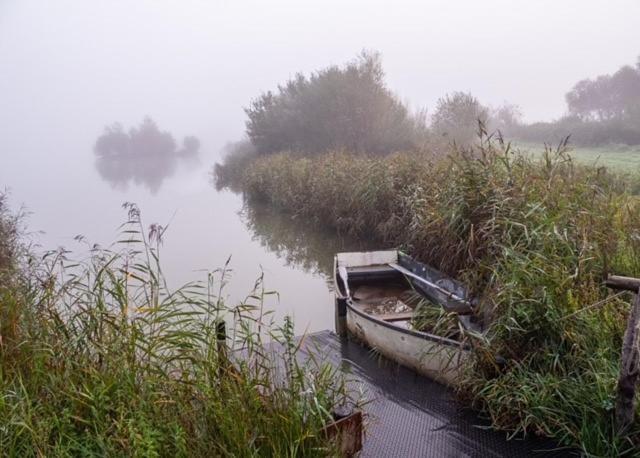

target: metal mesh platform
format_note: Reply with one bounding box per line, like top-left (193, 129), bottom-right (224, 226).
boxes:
top-left (298, 331), bottom-right (573, 457)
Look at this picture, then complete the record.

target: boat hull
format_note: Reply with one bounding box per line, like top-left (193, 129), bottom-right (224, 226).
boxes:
top-left (346, 304), bottom-right (468, 386)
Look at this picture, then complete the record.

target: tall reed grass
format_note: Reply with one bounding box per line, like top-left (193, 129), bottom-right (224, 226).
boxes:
top-left (233, 136), bottom-right (640, 455)
top-left (0, 200), bottom-right (349, 456)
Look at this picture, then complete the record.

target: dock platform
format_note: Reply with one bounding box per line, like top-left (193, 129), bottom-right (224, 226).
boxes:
top-left (298, 331), bottom-right (571, 457)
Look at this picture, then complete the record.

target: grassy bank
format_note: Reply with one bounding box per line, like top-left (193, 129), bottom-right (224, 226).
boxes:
top-left (514, 141), bottom-right (640, 172)
top-left (0, 198), bottom-right (349, 456)
top-left (227, 139), bottom-right (640, 455)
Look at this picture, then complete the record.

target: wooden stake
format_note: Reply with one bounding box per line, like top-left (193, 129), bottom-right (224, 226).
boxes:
top-left (616, 287), bottom-right (640, 433)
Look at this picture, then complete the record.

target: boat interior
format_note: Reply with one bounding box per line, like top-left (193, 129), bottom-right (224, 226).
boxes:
top-left (335, 251), bottom-right (478, 335)
top-left (341, 263), bottom-right (426, 330)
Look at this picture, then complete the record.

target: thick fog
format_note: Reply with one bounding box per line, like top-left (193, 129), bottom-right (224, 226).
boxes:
top-left (3, 1), bottom-right (640, 146)
top-left (1, 0), bottom-right (639, 332)
top-left (2, 0), bottom-right (639, 166)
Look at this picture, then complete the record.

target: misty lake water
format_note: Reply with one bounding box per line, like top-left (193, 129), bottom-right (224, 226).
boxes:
top-left (1, 148), bottom-right (374, 335)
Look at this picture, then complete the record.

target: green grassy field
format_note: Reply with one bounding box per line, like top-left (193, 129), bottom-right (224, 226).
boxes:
top-left (514, 141), bottom-right (640, 172)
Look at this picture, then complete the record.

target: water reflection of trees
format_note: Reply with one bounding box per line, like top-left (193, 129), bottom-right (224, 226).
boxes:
top-left (240, 197), bottom-right (378, 279)
top-left (94, 117), bottom-right (200, 193)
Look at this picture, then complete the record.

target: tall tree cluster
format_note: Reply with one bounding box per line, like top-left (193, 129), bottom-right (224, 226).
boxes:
top-left (94, 117), bottom-right (200, 193)
top-left (245, 52), bottom-right (425, 155)
top-left (566, 60), bottom-right (640, 122)
top-left (509, 56), bottom-right (640, 146)
top-left (430, 92), bottom-right (490, 146)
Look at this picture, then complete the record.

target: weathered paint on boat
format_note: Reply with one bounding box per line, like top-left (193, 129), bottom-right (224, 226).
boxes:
top-left (334, 250), bottom-right (471, 387)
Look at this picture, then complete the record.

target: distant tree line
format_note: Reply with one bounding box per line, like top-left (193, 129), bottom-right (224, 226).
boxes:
top-left (509, 56), bottom-right (640, 146)
top-left (217, 52), bottom-right (504, 186)
top-left (242, 51), bottom-right (519, 154)
top-left (95, 117), bottom-right (200, 193)
top-left (215, 52), bottom-right (640, 189)
top-left (566, 59), bottom-right (640, 122)
top-left (95, 118), bottom-right (200, 159)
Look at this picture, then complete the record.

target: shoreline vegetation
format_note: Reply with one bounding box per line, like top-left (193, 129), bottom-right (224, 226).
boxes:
top-left (212, 51), bottom-right (640, 456)
top-left (0, 197), bottom-right (351, 456)
top-left (218, 137), bottom-right (640, 454)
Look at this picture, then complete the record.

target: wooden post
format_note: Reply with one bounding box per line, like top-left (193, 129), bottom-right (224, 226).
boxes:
top-left (216, 319), bottom-right (227, 359)
top-left (605, 275), bottom-right (640, 433)
top-left (616, 289), bottom-right (640, 433)
top-left (321, 410), bottom-right (363, 457)
top-left (335, 298), bottom-right (347, 337)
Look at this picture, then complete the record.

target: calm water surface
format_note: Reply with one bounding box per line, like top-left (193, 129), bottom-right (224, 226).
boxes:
top-left (1, 150), bottom-right (373, 335)
top-left (0, 1), bottom-right (381, 335)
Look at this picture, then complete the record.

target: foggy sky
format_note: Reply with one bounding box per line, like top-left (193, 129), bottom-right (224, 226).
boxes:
top-left (1, 0), bottom-right (639, 169)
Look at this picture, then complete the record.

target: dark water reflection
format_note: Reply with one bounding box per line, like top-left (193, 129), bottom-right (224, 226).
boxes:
top-left (94, 117), bottom-right (200, 193)
top-left (240, 197), bottom-right (379, 279)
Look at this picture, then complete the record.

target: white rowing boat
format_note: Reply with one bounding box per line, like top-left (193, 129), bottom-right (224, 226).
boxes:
top-left (333, 250), bottom-right (475, 386)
